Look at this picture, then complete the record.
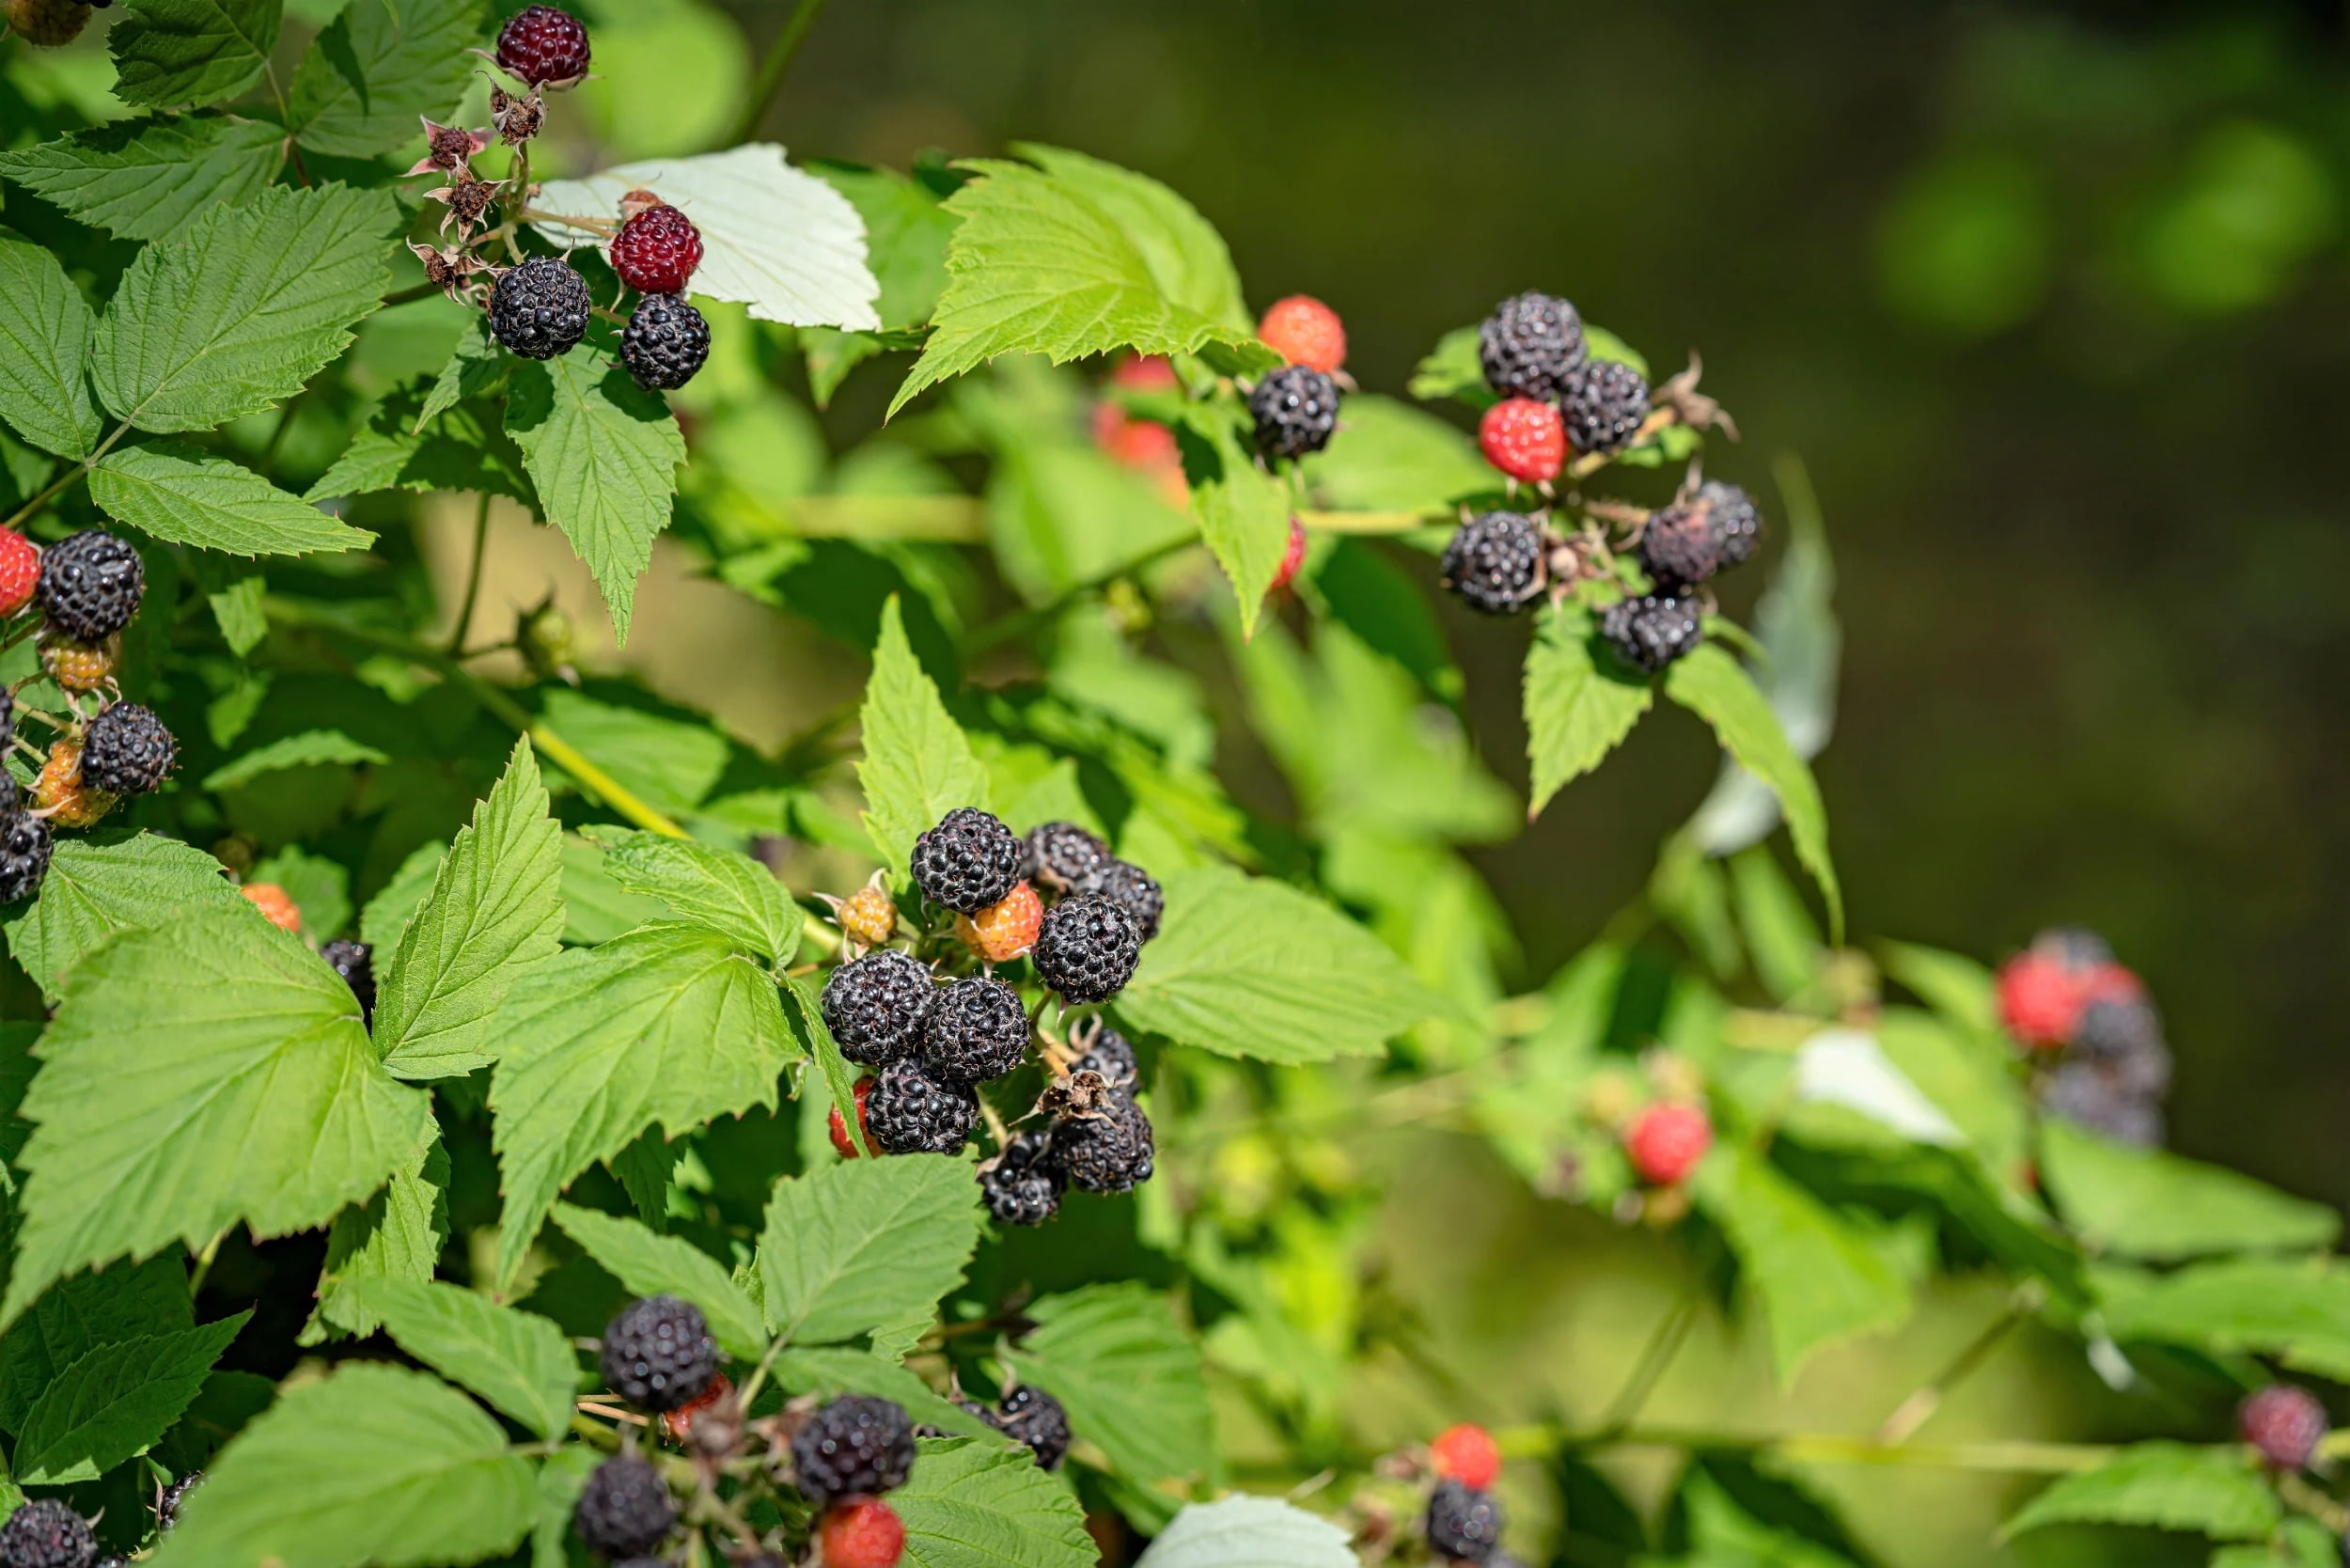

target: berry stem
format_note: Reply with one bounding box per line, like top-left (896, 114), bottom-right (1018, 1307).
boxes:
top-left (445, 491), bottom-right (493, 656)
top-left (964, 531), bottom-right (1196, 653)
top-left (729, 0), bottom-right (832, 146)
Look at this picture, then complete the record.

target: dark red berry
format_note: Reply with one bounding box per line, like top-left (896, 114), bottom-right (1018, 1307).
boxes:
top-left (495, 5), bottom-right (589, 86)
top-left (609, 204), bottom-right (703, 295)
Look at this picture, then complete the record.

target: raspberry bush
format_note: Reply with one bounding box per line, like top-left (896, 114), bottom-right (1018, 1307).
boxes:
top-left (0, 5), bottom-right (2339, 1568)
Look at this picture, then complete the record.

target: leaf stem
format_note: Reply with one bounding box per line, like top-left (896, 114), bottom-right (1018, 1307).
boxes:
top-left (1594, 1288), bottom-right (1700, 1438)
top-left (1, 418), bottom-right (133, 534)
top-left (446, 492), bottom-right (494, 655)
top-left (728, 0), bottom-right (832, 148)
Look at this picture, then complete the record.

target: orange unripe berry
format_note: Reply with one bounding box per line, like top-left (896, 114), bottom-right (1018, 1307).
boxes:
top-left (34, 740), bottom-right (114, 828)
top-left (39, 632), bottom-right (118, 695)
top-left (838, 883), bottom-right (899, 949)
top-left (1258, 294), bottom-right (1347, 374)
top-left (242, 882), bottom-right (303, 933)
top-left (955, 880), bottom-right (1042, 964)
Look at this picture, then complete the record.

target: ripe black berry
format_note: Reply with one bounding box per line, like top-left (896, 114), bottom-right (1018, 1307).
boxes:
top-left (1030, 894), bottom-right (1140, 1005)
top-left (1600, 594), bottom-right (1703, 674)
top-left (1056, 1095), bottom-right (1154, 1194)
top-left (2076, 997), bottom-right (2171, 1097)
top-left (619, 294), bottom-right (710, 393)
top-left (1561, 358), bottom-right (1650, 454)
top-left (2034, 927), bottom-right (2114, 970)
top-left (572, 1455), bottom-right (675, 1559)
top-left (1021, 821), bottom-right (1107, 894)
top-left (2036, 1061), bottom-right (2163, 1148)
top-left (1247, 365), bottom-right (1340, 461)
top-left (1426, 1479), bottom-right (1505, 1562)
top-left (791, 1395), bottom-right (916, 1507)
top-left (978, 1131), bottom-right (1063, 1228)
top-left (1695, 481), bottom-right (1761, 571)
top-left (495, 4), bottom-right (589, 86)
top-left (1479, 290), bottom-right (1585, 400)
top-left (0, 808), bottom-right (53, 903)
top-left (36, 530), bottom-right (142, 642)
top-left (918, 975), bottom-right (1029, 1086)
top-left (820, 949), bottom-right (937, 1066)
top-left (1441, 511), bottom-right (1545, 616)
top-left (983, 1385), bottom-right (1071, 1470)
top-left (912, 808), bottom-right (1023, 914)
top-left (1075, 858), bottom-right (1163, 942)
top-left (488, 258), bottom-right (591, 361)
top-left (321, 939), bottom-right (375, 1025)
top-left (158, 1472), bottom-right (200, 1530)
top-left (866, 1058), bottom-right (977, 1154)
top-left (1069, 1026), bottom-right (1138, 1089)
top-left (1642, 480), bottom-right (1762, 589)
top-left (601, 1295), bottom-right (719, 1413)
top-left (78, 701), bottom-right (174, 795)
top-left (0, 688), bottom-right (12, 750)
top-left (0, 1500), bottom-right (96, 1568)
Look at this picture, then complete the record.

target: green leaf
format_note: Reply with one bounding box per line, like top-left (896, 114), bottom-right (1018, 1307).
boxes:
top-left (2, 906), bottom-right (433, 1328)
top-left (376, 738), bottom-right (565, 1080)
top-left (505, 346), bottom-right (683, 644)
top-left (2002, 1443), bottom-right (2278, 1543)
top-left (538, 690), bottom-right (728, 820)
top-left (1664, 642), bottom-right (1841, 937)
top-left (757, 1154), bottom-right (981, 1345)
top-left (1524, 603), bottom-right (1653, 816)
top-left (1, 831), bottom-right (244, 1003)
top-left (2041, 1120), bottom-right (2338, 1262)
top-left (345, 1280), bottom-right (576, 1439)
top-left (1691, 1143), bottom-right (1912, 1384)
top-left (14, 1311), bottom-right (247, 1483)
top-left (108, 0), bottom-right (282, 110)
top-left (548, 1202), bottom-right (764, 1360)
top-left (1135, 1497), bottom-right (1358, 1568)
top-left (303, 383), bottom-right (530, 507)
top-left (814, 163), bottom-right (955, 329)
top-left (2099, 1258), bottom-right (2350, 1383)
top-left (91, 183), bottom-right (398, 435)
top-left (1011, 145), bottom-right (1249, 331)
top-left (90, 441), bottom-right (374, 557)
top-left (0, 116), bottom-right (284, 243)
top-left (1008, 1285), bottom-right (1213, 1486)
top-left (578, 827), bottom-right (798, 964)
top-left (305, 1134), bottom-right (448, 1343)
top-left (1115, 863), bottom-right (1453, 1063)
top-left (285, 0), bottom-right (483, 158)
top-left (1407, 326), bottom-right (1490, 406)
top-left (770, 1346), bottom-right (995, 1441)
top-left (149, 1362), bottom-right (536, 1568)
top-left (360, 841), bottom-right (449, 952)
top-left (202, 728), bottom-right (388, 790)
top-left (0, 1255), bottom-right (193, 1433)
top-left (891, 1436), bottom-right (1096, 1568)
top-left (1182, 408), bottom-right (1291, 638)
top-left (491, 925), bottom-right (795, 1287)
top-left (531, 1447), bottom-right (595, 1568)
top-left (208, 572), bottom-right (268, 655)
top-left (1300, 393), bottom-right (1490, 514)
top-left (248, 843), bottom-right (351, 942)
top-left (890, 159), bottom-right (1261, 417)
top-left (0, 228), bottom-right (102, 460)
top-left (415, 316), bottom-right (508, 431)
top-left (856, 596), bottom-right (989, 876)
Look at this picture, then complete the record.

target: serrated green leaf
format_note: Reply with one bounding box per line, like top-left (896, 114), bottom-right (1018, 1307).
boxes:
top-left (346, 1280), bottom-right (576, 1439)
top-left (506, 346), bottom-right (683, 644)
top-left (890, 159), bottom-right (1259, 416)
top-left (1301, 393), bottom-right (1490, 514)
top-left (892, 1436), bottom-right (1096, 1568)
top-left (108, 0), bottom-right (282, 110)
top-left (90, 441), bottom-right (374, 557)
top-left (1525, 603), bottom-right (1653, 816)
top-left (15, 1311), bottom-right (247, 1483)
top-left (203, 728), bottom-right (387, 790)
top-left (1136, 1497), bottom-right (1358, 1568)
top-left (1407, 326), bottom-right (1494, 409)
top-left (532, 1446), bottom-right (595, 1568)
top-left (208, 572), bottom-right (268, 655)
top-left (856, 595), bottom-right (989, 876)
top-left (285, 0), bottom-right (482, 158)
top-left (2, 906), bottom-right (433, 1328)
top-left (0, 116), bottom-right (284, 243)
top-left (2041, 1120), bottom-right (2338, 1262)
top-left (305, 384), bottom-right (531, 507)
top-left (538, 689), bottom-right (728, 820)
top-left (91, 183), bottom-right (397, 435)
top-left (1691, 1143), bottom-right (1912, 1384)
top-left (757, 1155), bottom-right (981, 1345)
top-left (305, 1134), bottom-right (448, 1343)
top-left (0, 228), bottom-right (101, 461)
top-left (1664, 642), bottom-right (1841, 938)
top-left (1182, 408), bottom-right (1289, 637)
top-left (491, 925), bottom-right (795, 1287)
top-left (1, 830), bottom-right (245, 1003)
top-left (1114, 863), bottom-right (1453, 1063)
top-left (2099, 1258), bottom-right (2350, 1382)
top-left (578, 827), bottom-right (798, 964)
top-left (1012, 145), bottom-right (1249, 332)
top-left (377, 737), bottom-right (564, 1080)
top-left (814, 163), bottom-right (955, 329)
top-left (549, 1202), bottom-right (764, 1360)
top-left (0, 1256), bottom-right (194, 1434)
top-left (415, 315), bottom-right (508, 431)
top-left (360, 840), bottom-right (449, 952)
top-left (149, 1362), bottom-right (536, 1568)
top-left (771, 1346), bottom-right (995, 1441)
top-left (2002, 1442), bottom-right (2277, 1543)
top-left (1008, 1285), bottom-right (1213, 1485)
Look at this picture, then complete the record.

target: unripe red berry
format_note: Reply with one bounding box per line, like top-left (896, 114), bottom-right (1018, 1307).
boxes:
top-left (820, 1497), bottom-right (906, 1568)
top-left (494, 4), bottom-right (589, 86)
top-left (1430, 1422), bottom-right (1501, 1490)
top-left (1108, 354), bottom-right (1179, 393)
top-left (1269, 516), bottom-right (1308, 595)
top-left (1996, 951), bottom-right (2083, 1050)
top-left (954, 881), bottom-right (1043, 964)
top-left (1258, 294), bottom-right (1347, 374)
top-left (1624, 1102), bottom-right (1713, 1186)
top-left (829, 1078), bottom-right (875, 1159)
top-left (609, 202), bottom-right (703, 296)
top-left (2238, 1384), bottom-right (2327, 1471)
top-left (0, 529), bottom-right (39, 617)
top-left (1479, 397), bottom-right (1567, 484)
top-left (242, 882), bottom-right (302, 933)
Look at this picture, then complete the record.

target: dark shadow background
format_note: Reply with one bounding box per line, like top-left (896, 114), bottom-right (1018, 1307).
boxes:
top-left (744, 0), bottom-right (2350, 1207)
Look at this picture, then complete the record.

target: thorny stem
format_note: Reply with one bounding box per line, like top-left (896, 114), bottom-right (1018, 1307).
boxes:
top-left (729, 0), bottom-right (833, 147)
top-left (446, 492), bottom-right (494, 655)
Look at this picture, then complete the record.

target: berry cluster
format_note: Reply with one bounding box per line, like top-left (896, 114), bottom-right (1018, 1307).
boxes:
top-left (0, 1466), bottom-right (201, 1567)
top-left (1420, 1423), bottom-right (1521, 1567)
top-left (1247, 294), bottom-right (1350, 465)
top-left (818, 810), bottom-right (1160, 1223)
top-left (407, 8), bottom-right (712, 394)
top-left (1998, 927), bottom-right (2171, 1147)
